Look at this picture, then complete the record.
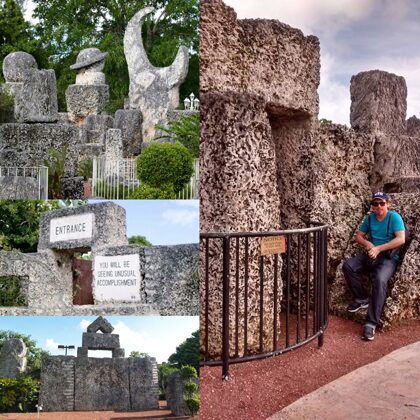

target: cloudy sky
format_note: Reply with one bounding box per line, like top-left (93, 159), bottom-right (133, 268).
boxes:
top-left (89, 200), bottom-right (199, 245)
top-left (224, 0), bottom-right (420, 125)
top-left (0, 316), bottom-right (198, 363)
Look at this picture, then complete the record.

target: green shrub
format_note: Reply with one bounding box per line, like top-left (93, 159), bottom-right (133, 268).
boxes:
top-left (0, 376), bottom-right (40, 412)
top-left (184, 395), bottom-right (200, 417)
top-left (0, 88), bottom-right (14, 123)
top-left (155, 114), bottom-right (199, 158)
top-left (180, 365), bottom-right (197, 380)
top-left (129, 183), bottom-right (176, 199)
top-left (136, 143), bottom-right (193, 194)
top-left (77, 158), bottom-right (93, 180)
top-left (44, 145), bottom-right (68, 199)
top-left (184, 380), bottom-right (198, 394)
top-left (0, 276), bottom-right (27, 306)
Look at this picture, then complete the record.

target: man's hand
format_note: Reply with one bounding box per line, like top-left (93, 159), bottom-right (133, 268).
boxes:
top-left (368, 246), bottom-right (380, 259)
top-left (364, 241), bottom-right (374, 251)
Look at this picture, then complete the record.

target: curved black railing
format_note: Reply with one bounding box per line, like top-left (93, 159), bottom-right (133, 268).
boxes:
top-left (200, 222), bottom-right (328, 379)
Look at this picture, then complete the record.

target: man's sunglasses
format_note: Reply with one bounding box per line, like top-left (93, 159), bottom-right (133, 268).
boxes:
top-left (371, 201), bottom-right (386, 207)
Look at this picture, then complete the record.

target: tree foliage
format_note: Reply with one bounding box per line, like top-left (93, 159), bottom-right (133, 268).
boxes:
top-left (0, 376), bottom-right (40, 412)
top-left (129, 350), bottom-right (150, 358)
top-left (0, 200), bottom-right (60, 253)
top-left (128, 235), bottom-right (152, 247)
top-left (168, 330), bottom-right (199, 372)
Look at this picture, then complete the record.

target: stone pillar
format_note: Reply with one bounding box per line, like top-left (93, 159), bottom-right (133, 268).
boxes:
top-left (66, 48), bottom-right (109, 125)
top-left (0, 338), bottom-right (27, 378)
top-left (350, 70), bottom-right (408, 190)
top-left (113, 109), bottom-right (143, 156)
top-left (105, 128), bottom-right (123, 161)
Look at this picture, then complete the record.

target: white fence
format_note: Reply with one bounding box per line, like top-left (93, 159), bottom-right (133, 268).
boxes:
top-left (92, 157), bottom-right (199, 200)
top-left (0, 166), bottom-right (48, 200)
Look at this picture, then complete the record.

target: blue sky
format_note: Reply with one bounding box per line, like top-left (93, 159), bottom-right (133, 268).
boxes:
top-left (0, 316), bottom-right (198, 364)
top-left (88, 200), bottom-right (199, 245)
top-left (224, 0), bottom-right (420, 125)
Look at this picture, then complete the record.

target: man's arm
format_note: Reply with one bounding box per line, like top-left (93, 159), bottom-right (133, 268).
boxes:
top-left (355, 231), bottom-right (374, 251)
top-left (367, 230), bottom-right (405, 259)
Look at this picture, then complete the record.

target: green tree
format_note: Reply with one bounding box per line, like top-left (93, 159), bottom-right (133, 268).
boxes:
top-left (155, 113), bottom-right (199, 158)
top-left (0, 0), bottom-right (49, 83)
top-left (0, 331), bottom-right (49, 372)
top-left (0, 200), bottom-right (60, 253)
top-left (158, 362), bottom-right (179, 398)
top-left (128, 235), bottom-right (152, 247)
top-left (168, 330), bottom-right (199, 372)
top-left (32, 0), bottom-right (199, 111)
top-left (129, 350), bottom-right (149, 358)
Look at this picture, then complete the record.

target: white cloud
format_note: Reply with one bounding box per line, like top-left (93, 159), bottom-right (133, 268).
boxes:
top-left (161, 209), bottom-right (198, 226)
top-left (79, 319), bottom-right (90, 330)
top-left (45, 338), bottom-right (59, 351)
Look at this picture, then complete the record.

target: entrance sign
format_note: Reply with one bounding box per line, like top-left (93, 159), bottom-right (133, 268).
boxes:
top-left (260, 235), bottom-right (286, 256)
top-left (94, 254), bottom-right (141, 301)
top-left (50, 213), bottom-right (93, 242)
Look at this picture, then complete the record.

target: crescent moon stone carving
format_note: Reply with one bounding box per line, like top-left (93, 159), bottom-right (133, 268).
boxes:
top-left (124, 7), bottom-right (189, 141)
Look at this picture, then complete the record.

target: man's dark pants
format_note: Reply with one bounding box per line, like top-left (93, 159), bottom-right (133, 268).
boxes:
top-left (342, 253), bottom-right (397, 326)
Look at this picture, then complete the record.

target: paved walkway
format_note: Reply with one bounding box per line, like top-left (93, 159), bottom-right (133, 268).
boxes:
top-left (269, 341), bottom-right (420, 420)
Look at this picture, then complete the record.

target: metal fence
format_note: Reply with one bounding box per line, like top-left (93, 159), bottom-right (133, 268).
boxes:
top-left (92, 156), bottom-right (199, 200)
top-left (0, 166), bottom-right (48, 200)
top-left (200, 222), bottom-right (328, 379)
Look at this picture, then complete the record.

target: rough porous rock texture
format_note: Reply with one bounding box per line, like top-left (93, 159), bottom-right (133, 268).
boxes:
top-left (124, 7), bottom-right (188, 141)
top-left (113, 109), bottom-right (143, 157)
top-left (200, 92), bottom-right (282, 358)
top-left (330, 193), bottom-right (420, 328)
top-left (0, 338), bottom-right (27, 378)
top-left (166, 371), bottom-right (199, 416)
top-left (2, 52), bottom-right (38, 83)
top-left (105, 128), bottom-right (123, 161)
top-left (83, 114), bottom-right (114, 145)
top-left (87, 315), bottom-right (114, 333)
top-left (0, 176), bottom-right (39, 199)
top-left (15, 69), bottom-right (58, 122)
top-left (144, 244), bottom-right (199, 315)
top-left (61, 176), bottom-right (84, 199)
top-left (310, 124), bottom-right (374, 281)
top-left (406, 115), bottom-right (420, 137)
top-left (65, 84), bottom-right (109, 125)
top-left (200, 0), bottom-right (320, 116)
top-left (0, 123), bottom-right (80, 177)
top-left (350, 70), bottom-right (407, 135)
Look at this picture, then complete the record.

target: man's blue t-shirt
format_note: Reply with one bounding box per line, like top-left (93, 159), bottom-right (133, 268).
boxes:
top-left (359, 210), bottom-right (405, 260)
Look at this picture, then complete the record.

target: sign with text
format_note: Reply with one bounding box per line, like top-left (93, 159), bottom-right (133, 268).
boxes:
top-left (260, 235), bottom-right (286, 256)
top-left (93, 254), bottom-right (141, 302)
top-left (50, 213), bottom-right (93, 243)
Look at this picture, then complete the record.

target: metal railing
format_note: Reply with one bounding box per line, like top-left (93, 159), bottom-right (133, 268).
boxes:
top-left (92, 157), bottom-right (139, 199)
top-left (0, 166), bottom-right (48, 200)
top-left (92, 156), bottom-right (199, 200)
top-left (200, 222), bottom-right (328, 379)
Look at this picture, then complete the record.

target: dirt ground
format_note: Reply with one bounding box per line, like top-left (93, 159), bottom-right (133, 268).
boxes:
top-left (200, 315), bottom-right (420, 420)
top-left (0, 401), bottom-right (194, 420)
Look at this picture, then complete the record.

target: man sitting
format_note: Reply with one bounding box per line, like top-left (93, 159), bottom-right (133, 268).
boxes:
top-left (342, 192), bottom-right (405, 341)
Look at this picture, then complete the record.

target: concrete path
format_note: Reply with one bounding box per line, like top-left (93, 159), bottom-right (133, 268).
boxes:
top-left (268, 341), bottom-right (420, 420)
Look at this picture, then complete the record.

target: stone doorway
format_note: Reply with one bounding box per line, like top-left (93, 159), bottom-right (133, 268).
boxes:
top-left (72, 256), bottom-right (93, 305)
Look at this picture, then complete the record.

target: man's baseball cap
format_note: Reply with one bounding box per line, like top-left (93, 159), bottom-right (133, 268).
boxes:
top-left (372, 192), bottom-right (389, 201)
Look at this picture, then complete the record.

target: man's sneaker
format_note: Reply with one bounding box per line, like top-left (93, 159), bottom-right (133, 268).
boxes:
top-left (363, 325), bottom-right (375, 341)
top-left (347, 301), bottom-right (369, 313)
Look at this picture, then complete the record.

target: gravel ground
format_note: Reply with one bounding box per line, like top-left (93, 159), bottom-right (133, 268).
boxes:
top-left (200, 315), bottom-right (420, 420)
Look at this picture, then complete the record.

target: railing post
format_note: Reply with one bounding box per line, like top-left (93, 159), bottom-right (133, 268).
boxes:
top-left (222, 235), bottom-right (230, 380)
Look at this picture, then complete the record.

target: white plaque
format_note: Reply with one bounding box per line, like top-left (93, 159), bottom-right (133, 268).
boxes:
top-left (50, 213), bottom-right (93, 242)
top-left (93, 254), bottom-right (141, 302)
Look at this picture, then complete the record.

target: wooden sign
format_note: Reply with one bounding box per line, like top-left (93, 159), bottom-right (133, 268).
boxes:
top-left (260, 236), bottom-right (286, 256)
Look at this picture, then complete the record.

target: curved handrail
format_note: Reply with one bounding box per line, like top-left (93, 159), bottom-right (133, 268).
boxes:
top-left (200, 223), bottom-right (329, 380)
